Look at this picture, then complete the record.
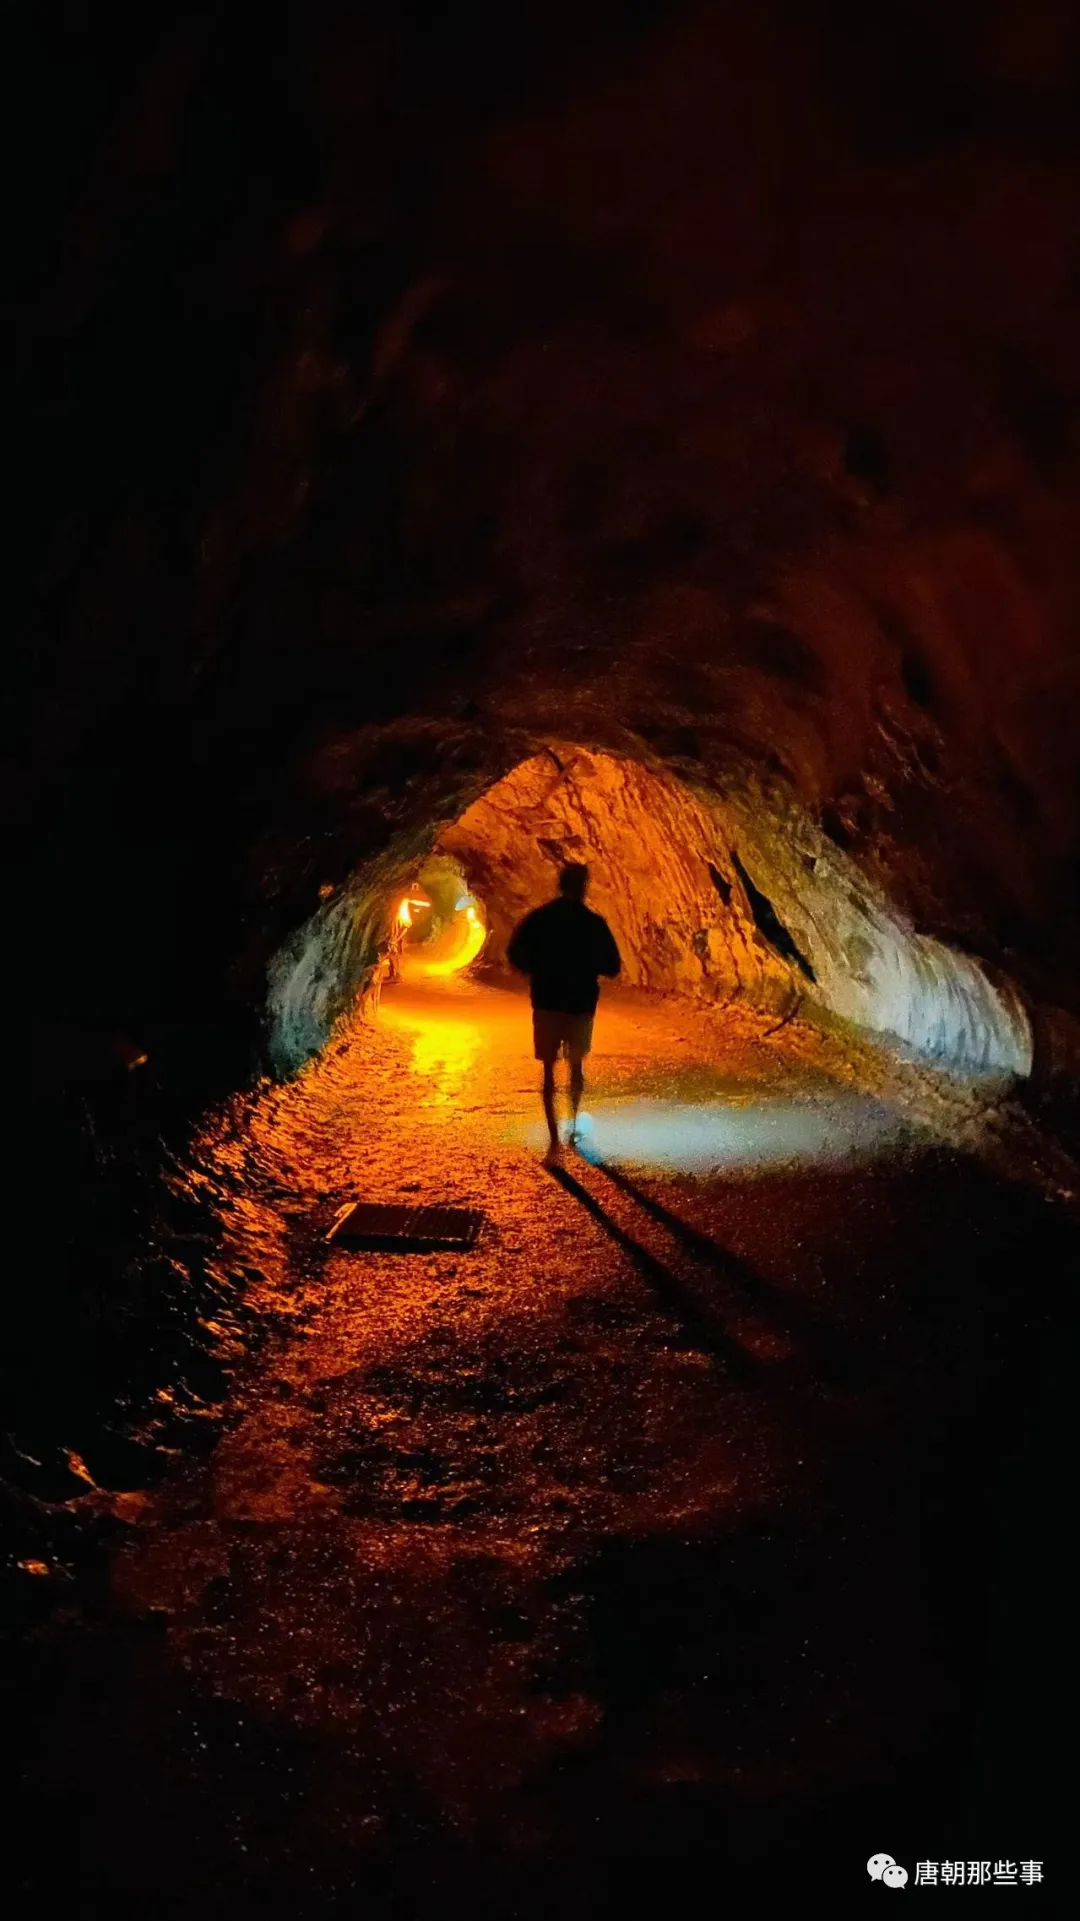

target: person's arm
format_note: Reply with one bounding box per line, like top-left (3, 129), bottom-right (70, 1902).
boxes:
top-left (596, 916), bottom-right (621, 978)
top-left (507, 913), bottom-right (535, 975)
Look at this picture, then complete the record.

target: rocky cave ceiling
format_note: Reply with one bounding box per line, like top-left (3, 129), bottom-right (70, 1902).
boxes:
top-left (12, 0), bottom-right (1080, 1056)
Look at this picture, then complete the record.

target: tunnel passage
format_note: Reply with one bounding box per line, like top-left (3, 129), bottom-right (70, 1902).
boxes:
top-left (392, 857), bottom-right (487, 982)
top-left (267, 744), bottom-right (1032, 1085)
top-left (436, 750), bottom-right (784, 999)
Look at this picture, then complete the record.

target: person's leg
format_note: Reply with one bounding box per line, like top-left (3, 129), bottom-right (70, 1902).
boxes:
top-left (566, 1015), bottom-right (593, 1139)
top-left (542, 1062), bottom-right (559, 1150)
top-left (534, 1011), bottom-right (561, 1152)
top-left (569, 1058), bottom-right (585, 1125)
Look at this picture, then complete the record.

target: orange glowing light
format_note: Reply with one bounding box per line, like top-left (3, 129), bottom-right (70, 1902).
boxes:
top-left (405, 1015), bottom-right (484, 1102)
top-left (412, 909), bottom-right (487, 977)
top-left (389, 886), bottom-right (487, 981)
top-left (397, 894), bottom-right (431, 929)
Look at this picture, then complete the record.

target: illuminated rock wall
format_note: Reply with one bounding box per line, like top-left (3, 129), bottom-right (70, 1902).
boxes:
top-left (267, 744), bottom-right (1031, 1079)
top-left (13, 2), bottom-right (1080, 1098)
top-left (442, 749), bottom-right (1032, 1076)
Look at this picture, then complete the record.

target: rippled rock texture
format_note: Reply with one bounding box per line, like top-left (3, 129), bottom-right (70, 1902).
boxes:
top-left (270, 746), bottom-right (1032, 1079)
top-left (12, 0), bottom-right (1080, 1068)
top-left (9, 15), bottom-right (1080, 1891)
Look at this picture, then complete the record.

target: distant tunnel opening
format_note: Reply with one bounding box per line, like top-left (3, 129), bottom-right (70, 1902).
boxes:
top-left (391, 858), bottom-right (488, 982)
top-left (267, 744), bottom-right (1033, 1085)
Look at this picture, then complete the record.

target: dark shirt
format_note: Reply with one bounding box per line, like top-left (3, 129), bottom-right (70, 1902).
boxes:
top-left (507, 897), bottom-right (621, 1015)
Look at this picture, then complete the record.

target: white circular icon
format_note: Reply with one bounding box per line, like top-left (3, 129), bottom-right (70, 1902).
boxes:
top-left (883, 1865), bottom-right (909, 1888)
top-left (867, 1855), bottom-right (896, 1881)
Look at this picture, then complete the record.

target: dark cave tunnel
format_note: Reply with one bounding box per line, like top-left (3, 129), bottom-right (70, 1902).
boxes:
top-left (7, 0), bottom-right (1080, 1911)
top-left (14, 0), bottom-right (1080, 1105)
top-left (265, 740), bottom-right (1035, 1084)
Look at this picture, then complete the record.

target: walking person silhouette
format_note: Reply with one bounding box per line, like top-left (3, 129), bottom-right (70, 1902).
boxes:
top-left (507, 863), bottom-right (621, 1163)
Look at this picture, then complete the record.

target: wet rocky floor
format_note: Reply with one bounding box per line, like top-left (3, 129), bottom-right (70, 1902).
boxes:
top-left (7, 982), bottom-right (1075, 1913)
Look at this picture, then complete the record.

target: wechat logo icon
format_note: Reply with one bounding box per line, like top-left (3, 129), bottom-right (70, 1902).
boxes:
top-left (868, 1854), bottom-right (909, 1889)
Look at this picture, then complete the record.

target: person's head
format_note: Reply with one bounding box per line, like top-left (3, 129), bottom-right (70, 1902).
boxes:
top-left (557, 862), bottom-right (589, 903)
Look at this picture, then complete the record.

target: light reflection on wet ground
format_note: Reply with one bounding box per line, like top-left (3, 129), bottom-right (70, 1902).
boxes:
top-left (22, 979), bottom-right (1071, 1910)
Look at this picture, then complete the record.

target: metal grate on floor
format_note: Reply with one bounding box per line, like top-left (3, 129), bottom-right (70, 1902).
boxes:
top-left (326, 1200), bottom-right (484, 1253)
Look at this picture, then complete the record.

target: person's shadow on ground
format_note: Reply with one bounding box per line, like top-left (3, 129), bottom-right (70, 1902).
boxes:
top-left (546, 1151), bottom-right (873, 1388)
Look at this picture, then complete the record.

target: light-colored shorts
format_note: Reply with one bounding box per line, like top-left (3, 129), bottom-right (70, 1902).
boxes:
top-left (533, 1009), bottom-right (594, 1065)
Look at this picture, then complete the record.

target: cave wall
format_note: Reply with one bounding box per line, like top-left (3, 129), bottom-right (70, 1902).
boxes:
top-left (439, 749), bottom-right (765, 997)
top-left (266, 742), bottom-right (1031, 1079)
top-left (12, 0), bottom-right (1080, 1085)
top-left (443, 747), bottom-right (1032, 1077)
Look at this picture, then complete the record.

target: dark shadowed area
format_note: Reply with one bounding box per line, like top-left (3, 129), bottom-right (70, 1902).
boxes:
top-left (5, 1), bottom-right (1079, 1912)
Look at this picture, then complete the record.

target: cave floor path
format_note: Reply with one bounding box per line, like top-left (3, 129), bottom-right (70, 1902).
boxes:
top-left (36, 979), bottom-right (1065, 1911)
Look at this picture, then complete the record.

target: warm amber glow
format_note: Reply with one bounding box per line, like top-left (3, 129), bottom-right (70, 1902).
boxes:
top-left (396, 889), bottom-right (487, 980)
top-left (410, 912), bottom-right (487, 977)
top-left (378, 1000), bottom-right (485, 1103)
